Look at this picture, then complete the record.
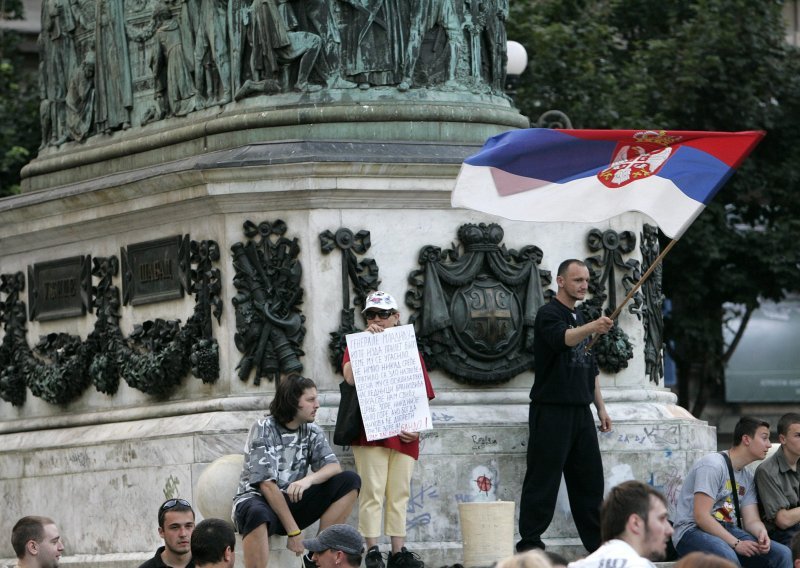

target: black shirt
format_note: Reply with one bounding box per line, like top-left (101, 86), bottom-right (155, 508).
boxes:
top-left (530, 298), bottom-right (598, 405)
top-left (138, 546), bottom-right (195, 568)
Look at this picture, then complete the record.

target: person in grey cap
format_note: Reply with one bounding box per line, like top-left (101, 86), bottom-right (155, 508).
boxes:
top-left (303, 524), bottom-right (365, 568)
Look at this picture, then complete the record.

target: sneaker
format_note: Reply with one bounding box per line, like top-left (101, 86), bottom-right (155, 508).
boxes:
top-left (365, 545), bottom-right (385, 568)
top-left (387, 547), bottom-right (424, 568)
top-left (302, 552), bottom-right (316, 568)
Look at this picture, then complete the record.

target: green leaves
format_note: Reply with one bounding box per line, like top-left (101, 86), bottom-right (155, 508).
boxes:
top-left (508, 0), bottom-right (800, 411)
top-left (0, 26), bottom-right (39, 196)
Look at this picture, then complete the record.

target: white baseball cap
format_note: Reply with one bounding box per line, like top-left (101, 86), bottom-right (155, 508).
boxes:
top-left (361, 291), bottom-right (399, 313)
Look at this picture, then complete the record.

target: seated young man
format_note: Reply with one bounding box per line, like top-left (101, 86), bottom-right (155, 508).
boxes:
top-left (569, 480), bottom-right (673, 568)
top-left (232, 374), bottom-right (361, 568)
top-left (672, 416), bottom-right (792, 568)
top-left (139, 498), bottom-right (196, 568)
top-left (755, 413), bottom-right (800, 546)
top-left (11, 516), bottom-right (65, 568)
top-left (190, 519), bottom-right (236, 568)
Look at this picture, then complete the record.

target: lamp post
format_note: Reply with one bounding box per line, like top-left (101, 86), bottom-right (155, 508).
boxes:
top-left (505, 40), bottom-right (529, 97)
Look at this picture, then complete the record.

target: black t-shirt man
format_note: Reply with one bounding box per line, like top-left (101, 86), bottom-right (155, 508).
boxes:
top-left (518, 259), bottom-right (614, 554)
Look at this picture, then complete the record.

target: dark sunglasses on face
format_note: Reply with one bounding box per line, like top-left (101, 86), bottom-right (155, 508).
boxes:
top-left (365, 310), bottom-right (396, 320)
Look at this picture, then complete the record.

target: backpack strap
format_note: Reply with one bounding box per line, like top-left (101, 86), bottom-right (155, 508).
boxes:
top-left (720, 451), bottom-right (743, 529)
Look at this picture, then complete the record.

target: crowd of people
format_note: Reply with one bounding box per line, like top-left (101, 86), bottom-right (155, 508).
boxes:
top-left (8, 263), bottom-right (800, 568)
top-left (12, 470), bottom-right (800, 568)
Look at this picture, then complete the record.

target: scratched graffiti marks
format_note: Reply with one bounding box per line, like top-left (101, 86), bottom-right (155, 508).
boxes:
top-left (650, 462), bottom-right (684, 516)
top-left (406, 479), bottom-right (439, 531)
top-left (432, 410), bottom-right (455, 423)
top-left (164, 474), bottom-right (181, 499)
top-left (613, 423), bottom-right (680, 449)
top-left (419, 430), bottom-right (440, 453)
top-left (471, 433), bottom-right (498, 451)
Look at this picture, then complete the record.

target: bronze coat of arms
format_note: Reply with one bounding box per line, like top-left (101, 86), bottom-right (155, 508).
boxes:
top-left (407, 223), bottom-right (549, 384)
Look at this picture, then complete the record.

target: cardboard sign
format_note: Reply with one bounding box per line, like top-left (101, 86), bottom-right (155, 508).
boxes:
top-left (345, 324), bottom-right (432, 441)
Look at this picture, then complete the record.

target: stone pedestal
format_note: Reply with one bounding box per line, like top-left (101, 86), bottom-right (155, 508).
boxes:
top-left (0, 95), bottom-right (715, 567)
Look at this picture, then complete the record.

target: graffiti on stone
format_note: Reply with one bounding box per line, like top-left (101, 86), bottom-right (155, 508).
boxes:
top-left (406, 480), bottom-right (438, 531)
top-left (432, 411), bottom-right (455, 423)
top-left (612, 425), bottom-right (679, 448)
top-left (455, 463), bottom-right (498, 503)
top-left (471, 434), bottom-right (498, 451)
top-left (650, 461), bottom-right (684, 515)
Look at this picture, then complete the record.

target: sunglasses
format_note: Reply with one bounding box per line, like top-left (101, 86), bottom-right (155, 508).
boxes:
top-left (365, 310), bottom-right (396, 320)
top-left (161, 498), bottom-right (192, 511)
top-left (158, 498), bottom-right (192, 526)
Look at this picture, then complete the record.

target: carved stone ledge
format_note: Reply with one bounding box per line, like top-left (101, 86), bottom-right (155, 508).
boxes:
top-left (22, 102), bottom-right (528, 192)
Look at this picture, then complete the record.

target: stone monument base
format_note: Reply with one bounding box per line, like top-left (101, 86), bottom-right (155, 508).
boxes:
top-left (1, 135), bottom-right (715, 566)
top-left (0, 389), bottom-right (714, 567)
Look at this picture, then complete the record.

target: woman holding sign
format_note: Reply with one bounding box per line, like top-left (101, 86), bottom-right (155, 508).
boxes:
top-left (342, 291), bottom-right (435, 568)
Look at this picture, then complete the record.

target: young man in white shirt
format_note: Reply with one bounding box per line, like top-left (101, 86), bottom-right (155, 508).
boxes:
top-left (569, 480), bottom-right (673, 568)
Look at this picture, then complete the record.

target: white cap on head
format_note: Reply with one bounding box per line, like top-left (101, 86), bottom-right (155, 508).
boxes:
top-left (361, 291), bottom-right (398, 313)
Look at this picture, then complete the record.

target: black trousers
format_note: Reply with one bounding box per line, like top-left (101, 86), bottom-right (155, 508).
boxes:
top-left (517, 403), bottom-right (604, 553)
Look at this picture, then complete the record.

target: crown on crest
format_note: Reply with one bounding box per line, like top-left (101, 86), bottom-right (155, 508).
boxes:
top-left (632, 130), bottom-right (683, 146)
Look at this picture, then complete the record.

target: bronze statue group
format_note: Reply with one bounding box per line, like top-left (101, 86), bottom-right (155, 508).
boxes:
top-left (38, 0), bottom-right (510, 146)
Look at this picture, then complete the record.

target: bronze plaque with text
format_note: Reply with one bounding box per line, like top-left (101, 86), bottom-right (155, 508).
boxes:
top-left (28, 256), bottom-right (92, 321)
top-left (121, 235), bottom-right (189, 305)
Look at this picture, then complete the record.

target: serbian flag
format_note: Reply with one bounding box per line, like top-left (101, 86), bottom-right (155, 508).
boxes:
top-left (451, 129), bottom-right (764, 238)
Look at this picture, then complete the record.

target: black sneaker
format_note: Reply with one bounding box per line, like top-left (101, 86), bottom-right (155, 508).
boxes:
top-left (302, 552), bottom-right (316, 568)
top-left (365, 545), bottom-right (385, 568)
top-left (386, 547), bottom-right (424, 568)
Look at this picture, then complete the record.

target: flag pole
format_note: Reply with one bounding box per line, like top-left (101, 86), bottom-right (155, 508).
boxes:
top-left (586, 237), bottom-right (678, 351)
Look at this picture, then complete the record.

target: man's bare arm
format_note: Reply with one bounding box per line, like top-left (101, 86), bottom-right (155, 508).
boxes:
top-left (259, 480), bottom-right (304, 553)
top-left (564, 316), bottom-right (613, 347)
top-left (593, 376), bottom-right (612, 432)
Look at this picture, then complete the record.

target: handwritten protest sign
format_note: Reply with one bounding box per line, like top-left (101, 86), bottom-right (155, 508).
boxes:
top-left (345, 324), bottom-right (432, 441)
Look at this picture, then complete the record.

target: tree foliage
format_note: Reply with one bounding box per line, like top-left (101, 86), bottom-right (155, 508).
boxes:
top-left (0, 0), bottom-right (41, 197)
top-left (507, 0), bottom-right (800, 414)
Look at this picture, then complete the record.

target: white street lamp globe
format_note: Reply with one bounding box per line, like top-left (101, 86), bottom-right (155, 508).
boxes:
top-left (506, 41), bottom-right (529, 77)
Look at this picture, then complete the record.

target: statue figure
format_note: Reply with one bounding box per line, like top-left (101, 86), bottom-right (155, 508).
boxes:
top-left (400, 0), bottom-right (462, 91)
top-left (66, 51), bottom-right (96, 141)
top-left (296, 0), bottom-right (356, 88)
top-left (228, 0), bottom-right (247, 95)
top-left (38, 55), bottom-right (54, 149)
top-left (194, 0), bottom-right (232, 105)
top-left (273, 0), bottom-right (326, 92)
top-left (180, 0), bottom-right (200, 85)
top-left (151, 3), bottom-right (197, 117)
top-left (488, 0), bottom-right (509, 92)
top-left (94, 0), bottom-right (133, 132)
top-left (68, 0), bottom-right (93, 32)
top-left (465, 0), bottom-right (507, 92)
top-left (234, 0), bottom-right (323, 99)
top-left (41, 0), bottom-right (78, 145)
top-left (340, 0), bottom-right (407, 89)
top-left (232, 0), bottom-right (284, 99)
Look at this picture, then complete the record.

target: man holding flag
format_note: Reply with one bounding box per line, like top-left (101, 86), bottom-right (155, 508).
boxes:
top-left (517, 258), bottom-right (614, 553)
top-left (451, 127), bottom-right (765, 553)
